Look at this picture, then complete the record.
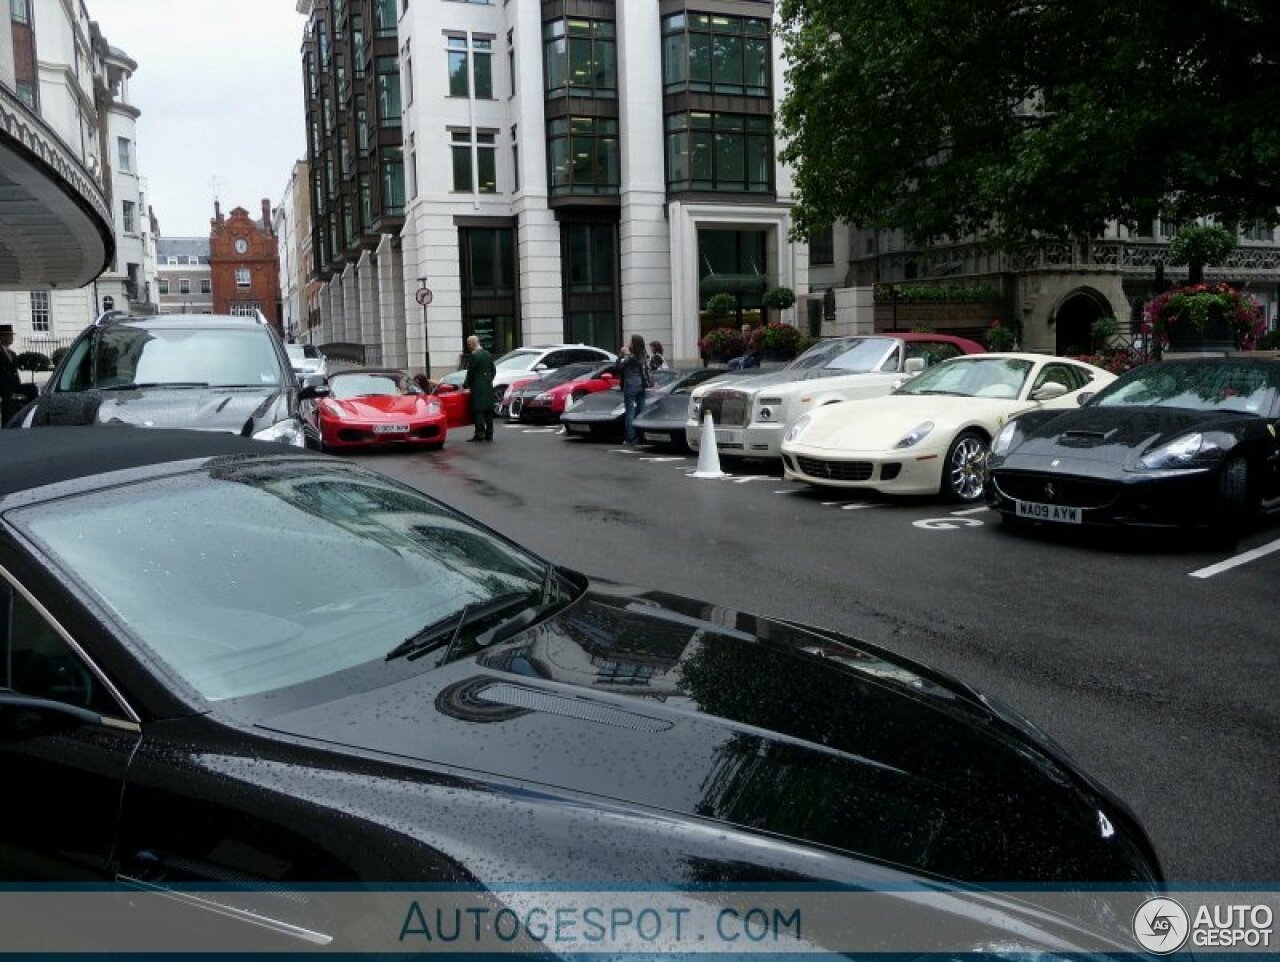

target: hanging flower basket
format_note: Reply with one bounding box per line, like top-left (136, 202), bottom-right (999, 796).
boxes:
top-left (1146, 284), bottom-right (1264, 352)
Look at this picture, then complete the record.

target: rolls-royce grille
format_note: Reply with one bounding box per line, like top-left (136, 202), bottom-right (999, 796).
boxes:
top-left (701, 390), bottom-right (750, 427)
top-left (796, 457), bottom-right (875, 482)
top-left (993, 472), bottom-right (1119, 509)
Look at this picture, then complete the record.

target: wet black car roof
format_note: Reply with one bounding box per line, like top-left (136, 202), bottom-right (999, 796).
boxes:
top-left (0, 428), bottom-right (302, 499)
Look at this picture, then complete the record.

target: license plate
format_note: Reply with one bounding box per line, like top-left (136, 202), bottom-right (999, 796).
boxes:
top-left (1016, 500), bottom-right (1081, 524)
top-left (714, 429), bottom-right (742, 445)
top-left (565, 423), bottom-right (589, 434)
top-left (373, 423), bottom-right (410, 434)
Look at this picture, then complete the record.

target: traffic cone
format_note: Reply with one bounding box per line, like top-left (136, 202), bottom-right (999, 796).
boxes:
top-left (691, 411), bottom-right (726, 479)
top-left (557, 394), bottom-right (575, 434)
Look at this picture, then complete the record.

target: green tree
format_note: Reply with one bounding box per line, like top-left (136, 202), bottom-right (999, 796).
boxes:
top-left (1167, 224), bottom-right (1237, 285)
top-left (777, 0), bottom-right (1280, 246)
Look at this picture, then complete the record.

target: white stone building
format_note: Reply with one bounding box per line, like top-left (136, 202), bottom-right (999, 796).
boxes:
top-left (1, 0), bottom-right (154, 361)
top-left (298, 0), bottom-right (810, 376)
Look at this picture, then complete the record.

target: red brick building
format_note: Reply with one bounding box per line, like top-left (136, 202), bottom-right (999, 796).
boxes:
top-left (209, 200), bottom-right (282, 330)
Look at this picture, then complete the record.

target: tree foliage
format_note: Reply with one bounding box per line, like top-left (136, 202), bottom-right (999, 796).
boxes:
top-left (776, 0), bottom-right (1280, 246)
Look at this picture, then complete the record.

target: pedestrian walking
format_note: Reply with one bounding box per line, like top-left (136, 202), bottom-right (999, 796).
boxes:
top-left (462, 335), bottom-right (496, 442)
top-left (616, 333), bottom-right (651, 444)
top-left (648, 341), bottom-right (666, 372)
top-left (0, 324), bottom-right (22, 426)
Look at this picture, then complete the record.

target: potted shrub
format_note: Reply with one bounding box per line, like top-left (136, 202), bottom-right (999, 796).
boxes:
top-left (1146, 283), bottom-right (1263, 352)
top-left (750, 322), bottom-right (803, 361)
top-left (761, 286), bottom-right (796, 324)
top-left (15, 351), bottom-right (50, 382)
top-left (698, 326), bottom-right (745, 364)
top-left (985, 319), bottom-right (1017, 352)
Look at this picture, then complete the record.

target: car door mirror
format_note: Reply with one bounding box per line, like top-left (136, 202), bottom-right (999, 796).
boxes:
top-left (1030, 382), bottom-right (1070, 402)
top-left (1076, 391), bottom-right (1095, 406)
top-left (298, 384), bottom-right (329, 401)
top-left (903, 357), bottom-right (926, 375)
top-left (533, 363), bottom-right (549, 372)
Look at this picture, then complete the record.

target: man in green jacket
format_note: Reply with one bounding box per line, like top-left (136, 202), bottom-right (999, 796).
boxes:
top-left (462, 334), bottom-right (496, 442)
top-left (0, 324), bottom-right (23, 426)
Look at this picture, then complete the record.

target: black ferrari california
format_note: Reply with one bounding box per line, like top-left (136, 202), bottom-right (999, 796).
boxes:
top-left (0, 429), bottom-right (1162, 952)
top-left (987, 357), bottom-right (1280, 542)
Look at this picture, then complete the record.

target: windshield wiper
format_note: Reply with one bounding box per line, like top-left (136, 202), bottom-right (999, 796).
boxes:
top-left (385, 591), bottom-right (534, 663)
top-left (98, 381), bottom-right (210, 391)
top-left (914, 389), bottom-right (968, 396)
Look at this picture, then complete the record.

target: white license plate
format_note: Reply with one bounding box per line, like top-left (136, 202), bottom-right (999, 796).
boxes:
top-left (565, 423), bottom-right (589, 434)
top-left (1016, 500), bottom-right (1081, 524)
top-left (714, 429), bottom-right (742, 445)
top-left (373, 423), bottom-right (411, 434)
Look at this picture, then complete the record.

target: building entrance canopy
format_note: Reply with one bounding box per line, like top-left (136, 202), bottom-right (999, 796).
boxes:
top-left (0, 88), bottom-right (114, 291)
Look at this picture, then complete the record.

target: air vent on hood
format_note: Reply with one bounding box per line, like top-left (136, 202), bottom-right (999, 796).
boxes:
top-left (1057, 429), bottom-right (1112, 448)
top-left (475, 683), bottom-right (673, 732)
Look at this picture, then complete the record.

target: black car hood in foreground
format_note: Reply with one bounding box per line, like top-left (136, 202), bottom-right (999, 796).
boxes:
top-left (1002, 405), bottom-right (1250, 468)
top-left (22, 386), bottom-right (288, 434)
top-left (259, 584), bottom-right (1158, 886)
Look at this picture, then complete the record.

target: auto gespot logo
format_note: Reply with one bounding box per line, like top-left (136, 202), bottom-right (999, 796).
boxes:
top-left (1133, 897), bottom-right (1274, 953)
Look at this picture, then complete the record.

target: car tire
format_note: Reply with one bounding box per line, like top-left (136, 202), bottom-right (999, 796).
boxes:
top-left (1205, 456), bottom-right (1253, 550)
top-left (940, 431), bottom-right (989, 503)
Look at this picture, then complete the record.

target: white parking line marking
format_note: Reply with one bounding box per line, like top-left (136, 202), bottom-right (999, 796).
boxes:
top-left (841, 503), bottom-right (877, 511)
top-left (774, 489), bottom-right (800, 495)
top-left (914, 517), bottom-right (985, 530)
top-left (639, 457), bottom-right (685, 463)
top-left (730, 476), bottom-right (773, 484)
top-left (1189, 537), bottom-right (1280, 579)
top-left (610, 448), bottom-right (639, 454)
top-left (522, 428), bottom-right (557, 434)
top-left (951, 506), bottom-right (990, 516)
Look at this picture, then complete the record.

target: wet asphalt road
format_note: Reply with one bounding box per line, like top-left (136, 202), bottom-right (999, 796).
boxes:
top-left (355, 421), bottom-right (1280, 883)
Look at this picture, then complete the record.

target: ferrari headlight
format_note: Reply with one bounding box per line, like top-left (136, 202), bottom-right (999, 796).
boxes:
top-left (253, 418), bottom-right (306, 448)
top-left (990, 420), bottom-right (1021, 457)
top-left (784, 414), bottom-right (813, 443)
top-left (1137, 432), bottom-right (1209, 470)
top-left (895, 420), bottom-right (934, 449)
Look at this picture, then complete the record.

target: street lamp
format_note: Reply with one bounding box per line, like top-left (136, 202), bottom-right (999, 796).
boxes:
top-left (891, 283), bottom-right (901, 331)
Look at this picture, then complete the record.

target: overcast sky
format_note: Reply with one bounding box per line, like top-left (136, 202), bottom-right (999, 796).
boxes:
top-left (89, 0), bottom-right (306, 238)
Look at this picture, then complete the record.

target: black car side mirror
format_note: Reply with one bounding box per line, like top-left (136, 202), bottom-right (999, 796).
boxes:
top-left (1077, 392), bottom-right (1095, 406)
top-left (298, 384), bottom-right (330, 401)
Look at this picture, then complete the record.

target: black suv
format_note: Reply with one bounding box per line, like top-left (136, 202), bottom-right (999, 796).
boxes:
top-left (8, 313), bottom-right (316, 445)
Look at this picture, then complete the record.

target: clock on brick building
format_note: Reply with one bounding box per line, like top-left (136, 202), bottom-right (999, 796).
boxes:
top-left (208, 199), bottom-right (283, 329)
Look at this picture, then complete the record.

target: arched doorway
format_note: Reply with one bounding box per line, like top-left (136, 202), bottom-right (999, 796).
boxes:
top-left (1053, 290), bottom-right (1108, 355)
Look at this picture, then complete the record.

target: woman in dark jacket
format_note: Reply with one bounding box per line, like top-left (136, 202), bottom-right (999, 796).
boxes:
top-left (617, 333), bottom-right (650, 444)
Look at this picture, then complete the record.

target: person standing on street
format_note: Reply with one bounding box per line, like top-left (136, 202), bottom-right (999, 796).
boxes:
top-left (648, 341), bottom-right (666, 372)
top-left (462, 335), bottom-right (496, 442)
top-left (0, 324), bottom-right (22, 426)
top-left (617, 333), bottom-right (651, 444)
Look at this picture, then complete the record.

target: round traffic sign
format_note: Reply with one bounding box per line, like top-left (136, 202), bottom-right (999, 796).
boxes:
top-left (415, 287), bottom-right (433, 307)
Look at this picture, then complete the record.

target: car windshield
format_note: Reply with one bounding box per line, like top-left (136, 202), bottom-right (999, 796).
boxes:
top-left (12, 461), bottom-right (550, 702)
top-left (441, 370), bottom-right (467, 387)
top-left (57, 325), bottom-right (283, 390)
top-left (1093, 362), bottom-right (1280, 414)
top-left (788, 337), bottom-right (895, 372)
top-left (896, 357), bottom-right (1033, 399)
top-left (495, 349), bottom-right (542, 371)
top-left (329, 373), bottom-right (411, 399)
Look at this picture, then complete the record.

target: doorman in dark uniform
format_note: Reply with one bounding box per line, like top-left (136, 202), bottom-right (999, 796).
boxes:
top-left (462, 334), bottom-right (496, 442)
top-left (0, 324), bottom-right (23, 426)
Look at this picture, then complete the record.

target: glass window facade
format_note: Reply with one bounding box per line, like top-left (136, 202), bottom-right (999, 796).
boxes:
top-left (564, 223), bottom-right (615, 294)
top-left (376, 56), bottom-right (402, 124)
top-left (543, 18), bottom-right (616, 98)
top-left (547, 117), bottom-right (619, 196)
top-left (665, 112), bottom-right (773, 193)
top-left (662, 13), bottom-right (770, 97)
